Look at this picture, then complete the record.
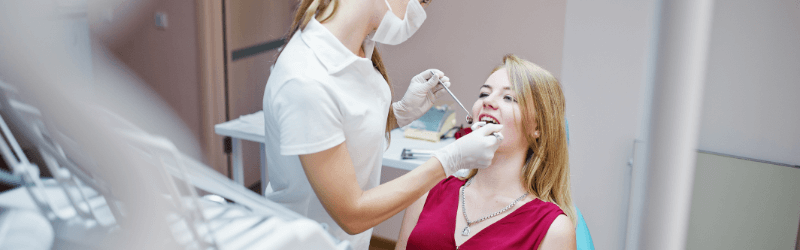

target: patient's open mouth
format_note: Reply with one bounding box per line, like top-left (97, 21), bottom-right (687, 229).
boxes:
top-left (479, 114), bottom-right (500, 125)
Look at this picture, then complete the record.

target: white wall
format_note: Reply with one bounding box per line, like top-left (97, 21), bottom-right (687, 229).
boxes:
top-left (697, 0), bottom-right (800, 166)
top-left (560, 1), bottom-right (658, 250)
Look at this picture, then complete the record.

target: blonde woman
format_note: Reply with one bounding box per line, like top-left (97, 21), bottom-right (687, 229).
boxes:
top-left (262, 0), bottom-right (504, 249)
top-left (396, 54), bottom-right (577, 249)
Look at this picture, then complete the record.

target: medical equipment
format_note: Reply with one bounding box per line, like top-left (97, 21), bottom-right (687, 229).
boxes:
top-left (401, 148), bottom-right (435, 159)
top-left (431, 70), bottom-right (473, 124)
top-left (0, 82), bottom-right (351, 250)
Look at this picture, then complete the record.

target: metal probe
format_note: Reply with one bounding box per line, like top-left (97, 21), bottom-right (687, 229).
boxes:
top-left (431, 71), bottom-right (474, 124)
top-left (429, 71), bottom-right (502, 141)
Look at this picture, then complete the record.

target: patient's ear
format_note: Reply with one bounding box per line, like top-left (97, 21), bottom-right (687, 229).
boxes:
top-left (529, 123), bottom-right (540, 139)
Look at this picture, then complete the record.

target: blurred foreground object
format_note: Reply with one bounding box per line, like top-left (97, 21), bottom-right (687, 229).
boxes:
top-left (0, 208), bottom-right (54, 250)
top-left (0, 0), bottom-right (349, 249)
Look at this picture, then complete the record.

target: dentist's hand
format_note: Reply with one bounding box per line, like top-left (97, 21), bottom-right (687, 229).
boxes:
top-left (393, 69), bottom-right (450, 127)
top-left (433, 123), bottom-right (504, 176)
top-left (469, 121), bottom-right (505, 140)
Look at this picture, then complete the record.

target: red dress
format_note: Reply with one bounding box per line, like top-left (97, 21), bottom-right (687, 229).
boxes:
top-left (407, 176), bottom-right (564, 250)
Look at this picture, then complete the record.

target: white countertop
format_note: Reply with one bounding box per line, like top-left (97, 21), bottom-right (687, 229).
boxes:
top-left (215, 111), bottom-right (454, 171)
top-left (382, 129), bottom-right (453, 171)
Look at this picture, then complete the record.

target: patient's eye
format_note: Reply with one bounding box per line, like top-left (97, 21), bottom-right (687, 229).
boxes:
top-left (504, 95), bottom-right (517, 103)
top-left (479, 92), bottom-right (489, 98)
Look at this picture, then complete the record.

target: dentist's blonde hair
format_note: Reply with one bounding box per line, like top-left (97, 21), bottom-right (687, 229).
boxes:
top-left (464, 54), bottom-right (576, 226)
top-left (279, 0), bottom-right (398, 140)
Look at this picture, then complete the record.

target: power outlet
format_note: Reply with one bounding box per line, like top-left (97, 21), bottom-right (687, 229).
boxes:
top-left (154, 12), bottom-right (168, 30)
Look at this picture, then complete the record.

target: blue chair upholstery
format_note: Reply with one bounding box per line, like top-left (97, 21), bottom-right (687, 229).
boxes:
top-left (567, 121), bottom-right (593, 248)
top-left (575, 207), bottom-right (595, 250)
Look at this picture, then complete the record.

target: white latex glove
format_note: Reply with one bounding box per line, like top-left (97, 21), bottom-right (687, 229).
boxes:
top-left (393, 69), bottom-right (451, 127)
top-left (469, 121), bottom-right (504, 141)
top-left (433, 123), bottom-right (504, 176)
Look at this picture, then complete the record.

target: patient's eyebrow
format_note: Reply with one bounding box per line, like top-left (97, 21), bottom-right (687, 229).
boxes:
top-left (480, 85), bottom-right (512, 90)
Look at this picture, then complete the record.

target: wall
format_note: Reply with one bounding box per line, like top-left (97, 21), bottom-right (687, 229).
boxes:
top-left (687, 0), bottom-right (800, 248)
top-left (697, 0), bottom-right (800, 166)
top-left (376, 0), bottom-right (567, 241)
top-left (380, 0), bottom-right (567, 121)
top-left (108, 0), bottom-right (204, 161)
top-left (687, 153), bottom-right (800, 249)
top-left (616, 0), bottom-right (800, 248)
top-left (559, 1), bottom-right (658, 250)
top-left (224, 0), bottom-right (294, 188)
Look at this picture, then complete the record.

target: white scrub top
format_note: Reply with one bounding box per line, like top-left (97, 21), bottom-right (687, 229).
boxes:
top-left (262, 18), bottom-right (391, 250)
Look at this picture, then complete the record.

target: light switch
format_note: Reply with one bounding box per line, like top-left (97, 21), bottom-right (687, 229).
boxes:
top-left (155, 12), bottom-right (168, 29)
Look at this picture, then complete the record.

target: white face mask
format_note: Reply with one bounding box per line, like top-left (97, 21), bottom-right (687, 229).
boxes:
top-left (371, 0), bottom-right (427, 45)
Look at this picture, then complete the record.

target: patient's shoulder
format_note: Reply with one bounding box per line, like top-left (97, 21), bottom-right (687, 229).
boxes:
top-left (437, 176), bottom-right (466, 189)
top-left (425, 176), bottom-right (465, 199)
top-left (539, 214), bottom-right (576, 249)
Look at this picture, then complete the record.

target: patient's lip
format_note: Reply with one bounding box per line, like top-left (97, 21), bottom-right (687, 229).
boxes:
top-left (478, 114), bottom-right (500, 124)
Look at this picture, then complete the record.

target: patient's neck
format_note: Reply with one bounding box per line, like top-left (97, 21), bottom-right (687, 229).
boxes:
top-left (470, 146), bottom-right (529, 197)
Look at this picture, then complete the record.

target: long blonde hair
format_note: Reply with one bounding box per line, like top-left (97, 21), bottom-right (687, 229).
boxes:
top-left (279, 0), bottom-right (398, 139)
top-left (465, 54), bottom-right (575, 226)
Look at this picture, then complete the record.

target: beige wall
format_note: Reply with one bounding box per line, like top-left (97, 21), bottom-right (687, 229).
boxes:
top-left (380, 0), bottom-right (567, 121)
top-left (375, 0), bottom-right (568, 240)
top-left (107, 1), bottom-right (204, 161)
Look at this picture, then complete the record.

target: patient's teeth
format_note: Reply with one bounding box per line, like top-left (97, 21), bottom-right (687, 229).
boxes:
top-left (480, 116), bottom-right (498, 124)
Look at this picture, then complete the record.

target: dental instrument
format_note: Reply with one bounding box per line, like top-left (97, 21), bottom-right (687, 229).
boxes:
top-left (430, 71), bottom-right (502, 141)
top-left (431, 71), bottom-right (473, 124)
top-left (401, 148), bottom-right (436, 159)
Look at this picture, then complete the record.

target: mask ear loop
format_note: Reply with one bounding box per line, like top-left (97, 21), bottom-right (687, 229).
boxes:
top-left (383, 0), bottom-right (393, 12)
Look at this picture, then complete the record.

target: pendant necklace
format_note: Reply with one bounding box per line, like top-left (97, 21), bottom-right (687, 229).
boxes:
top-left (460, 177), bottom-right (528, 236)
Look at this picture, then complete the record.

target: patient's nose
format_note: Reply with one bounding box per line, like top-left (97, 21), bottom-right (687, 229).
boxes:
top-left (483, 95), bottom-right (499, 110)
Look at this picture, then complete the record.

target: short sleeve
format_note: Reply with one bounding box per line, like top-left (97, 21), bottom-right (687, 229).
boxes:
top-left (269, 77), bottom-right (345, 155)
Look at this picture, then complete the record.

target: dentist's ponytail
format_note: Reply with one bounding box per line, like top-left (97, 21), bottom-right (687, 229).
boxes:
top-left (279, 0), bottom-right (397, 141)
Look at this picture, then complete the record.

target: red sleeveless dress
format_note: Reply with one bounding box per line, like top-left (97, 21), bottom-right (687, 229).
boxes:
top-left (406, 176), bottom-right (564, 250)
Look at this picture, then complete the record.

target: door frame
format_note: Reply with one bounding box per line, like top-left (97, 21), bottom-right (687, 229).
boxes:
top-left (196, 0), bottom-right (228, 176)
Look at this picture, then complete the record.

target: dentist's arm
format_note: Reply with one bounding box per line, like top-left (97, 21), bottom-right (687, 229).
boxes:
top-left (298, 124), bottom-right (503, 234)
top-left (299, 142), bottom-right (443, 234)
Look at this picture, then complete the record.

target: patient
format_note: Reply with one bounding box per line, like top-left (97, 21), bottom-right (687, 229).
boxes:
top-left (396, 54), bottom-right (577, 250)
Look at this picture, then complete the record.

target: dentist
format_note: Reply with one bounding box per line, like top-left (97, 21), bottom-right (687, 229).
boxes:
top-left (262, 0), bottom-right (503, 248)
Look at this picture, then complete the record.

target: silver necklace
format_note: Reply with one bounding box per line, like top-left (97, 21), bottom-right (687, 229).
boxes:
top-left (460, 177), bottom-right (528, 236)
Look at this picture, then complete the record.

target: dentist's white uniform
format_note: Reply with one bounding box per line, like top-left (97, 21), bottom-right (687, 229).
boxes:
top-left (261, 18), bottom-right (388, 249)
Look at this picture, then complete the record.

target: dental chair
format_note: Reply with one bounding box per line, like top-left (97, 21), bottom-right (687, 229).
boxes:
top-left (568, 120), bottom-right (595, 250)
top-left (575, 207), bottom-right (595, 250)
